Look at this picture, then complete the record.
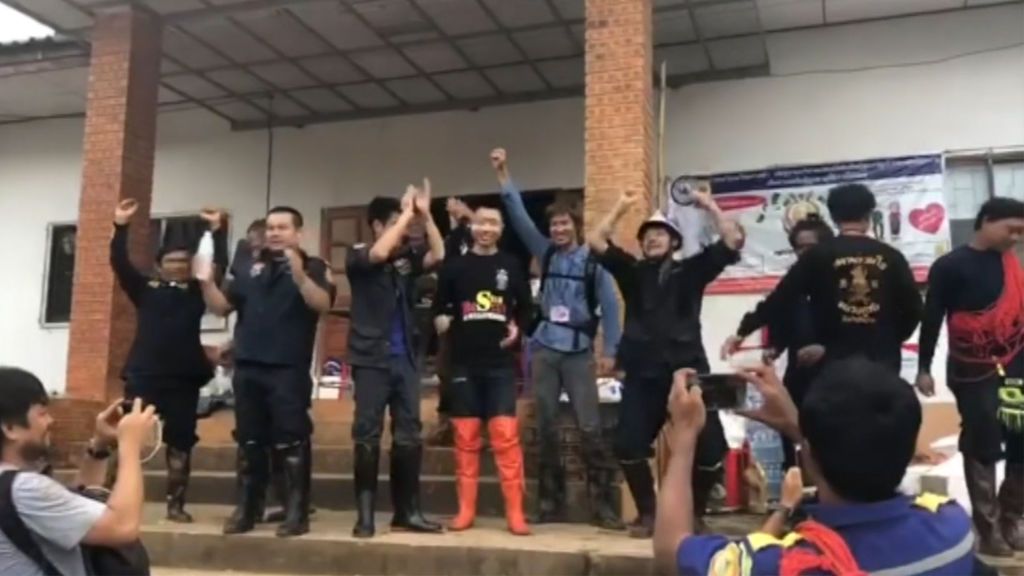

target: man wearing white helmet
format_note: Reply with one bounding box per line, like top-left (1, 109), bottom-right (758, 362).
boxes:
top-left (588, 186), bottom-right (744, 538)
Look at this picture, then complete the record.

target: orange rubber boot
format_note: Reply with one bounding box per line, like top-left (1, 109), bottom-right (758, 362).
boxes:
top-left (449, 418), bottom-right (482, 531)
top-left (489, 416), bottom-right (531, 536)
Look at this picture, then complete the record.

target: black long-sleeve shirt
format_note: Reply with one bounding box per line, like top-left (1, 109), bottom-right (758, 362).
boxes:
top-left (111, 223), bottom-right (227, 381)
top-left (434, 251), bottom-right (532, 368)
top-left (919, 246), bottom-right (1005, 373)
top-left (756, 234), bottom-right (922, 372)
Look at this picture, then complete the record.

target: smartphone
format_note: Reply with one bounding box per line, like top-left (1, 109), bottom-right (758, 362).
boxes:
top-left (692, 373), bottom-right (747, 411)
top-left (120, 398), bottom-right (137, 415)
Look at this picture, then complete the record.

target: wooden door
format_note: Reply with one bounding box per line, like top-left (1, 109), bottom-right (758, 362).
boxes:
top-left (319, 207), bottom-right (371, 367)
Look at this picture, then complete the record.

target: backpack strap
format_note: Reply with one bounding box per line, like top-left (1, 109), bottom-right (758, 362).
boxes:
top-left (0, 470), bottom-right (65, 576)
top-left (534, 246), bottom-right (601, 346)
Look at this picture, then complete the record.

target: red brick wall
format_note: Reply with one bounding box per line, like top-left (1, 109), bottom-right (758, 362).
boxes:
top-left (66, 8), bottom-right (162, 402)
top-left (583, 0), bottom-right (654, 248)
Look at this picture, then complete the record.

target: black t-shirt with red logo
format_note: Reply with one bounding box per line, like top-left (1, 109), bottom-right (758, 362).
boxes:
top-left (434, 251), bottom-right (532, 368)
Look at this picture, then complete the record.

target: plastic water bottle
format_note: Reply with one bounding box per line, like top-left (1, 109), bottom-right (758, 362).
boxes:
top-left (193, 230), bottom-right (214, 280)
top-left (745, 385), bottom-right (785, 501)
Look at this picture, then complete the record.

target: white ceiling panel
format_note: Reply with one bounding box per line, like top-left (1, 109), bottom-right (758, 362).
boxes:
top-left (20, 0), bottom-right (92, 29)
top-left (481, 0), bottom-right (557, 28)
top-left (654, 44), bottom-right (710, 76)
top-left (693, 1), bottom-right (762, 38)
top-left (297, 55), bottom-right (368, 84)
top-left (550, 0), bottom-right (584, 20)
top-left (289, 3), bottom-right (384, 50)
top-left (755, 0), bottom-right (823, 30)
top-left (204, 68), bottom-right (269, 94)
top-left (0, 67), bottom-right (86, 120)
top-left (162, 28), bottom-right (230, 70)
top-left (536, 57), bottom-right (583, 88)
top-left (514, 27), bottom-right (577, 60)
top-left (212, 99), bottom-right (266, 122)
top-left (349, 48), bottom-right (418, 78)
top-left (267, 97), bottom-right (309, 117)
top-left (144, 0), bottom-right (206, 14)
top-left (825, 0), bottom-right (962, 23)
top-left (248, 62), bottom-right (314, 90)
top-left (289, 88), bottom-right (354, 113)
top-left (161, 59), bottom-right (183, 74)
top-left (338, 83), bottom-right (402, 108)
top-left (485, 64), bottom-right (546, 93)
top-left (179, 20), bottom-right (277, 64)
top-left (385, 77), bottom-right (447, 103)
top-left (157, 86), bottom-right (186, 104)
top-left (417, 0), bottom-right (497, 35)
top-left (432, 70), bottom-right (497, 99)
top-left (707, 36), bottom-right (767, 69)
top-left (967, 0), bottom-right (1016, 4)
top-left (354, 0), bottom-right (434, 38)
top-left (162, 74), bottom-right (229, 99)
top-left (402, 42), bottom-right (467, 72)
top-left (235, 9), bottom-right (332, 58)
top-left (654, 10), bottom-right (697, 44)
top-left (457, 35), bottom-right (521, 66)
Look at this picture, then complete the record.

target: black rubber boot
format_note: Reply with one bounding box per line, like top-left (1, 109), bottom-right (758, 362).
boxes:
top-left (581, 432), bottom-right (623, 530)
top-left (620, 460), bottom-right (656, 539)
top-left (965, 458), bottom-right (1014, 557)
top-left (165, 447), bottom-right (193, 523)
top-left (275, 442), bottom-right (311, 538)
top-left (352, 442), bottom-right (379, 538)
top-left (223, 444), bottom-right (268, 535)
top-left (693, 465), bottom-right (723, 535)
top-left (998, 463), bottom-right (1024, 551)
top-left (390, 444), bottom-right (443, 533)
top-left (265, 443), bottom-right (316, 523)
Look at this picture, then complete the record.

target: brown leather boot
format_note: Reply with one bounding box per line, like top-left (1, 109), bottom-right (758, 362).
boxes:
top-left (489, 416), bottom-right (530, 536)
top-left (998, 463), bottom-right (1024, 551)
top-left (449, 418), bottom-right (482, 531)
top-left (964, 458), bottom-right (1014, 557)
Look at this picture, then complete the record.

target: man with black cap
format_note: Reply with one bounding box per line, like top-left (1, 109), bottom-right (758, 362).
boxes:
top-left (588, 186), bottom-right (744, 538)
top-left (200, 205), bottom-right (336, 538)
top-left (346, 181), bottom-right (445, 538)
top-left (109, 198), bottom-right (226, 523)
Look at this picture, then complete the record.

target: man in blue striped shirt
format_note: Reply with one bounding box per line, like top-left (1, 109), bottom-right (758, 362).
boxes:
top-left (493, 148), bottom-right (624, 529)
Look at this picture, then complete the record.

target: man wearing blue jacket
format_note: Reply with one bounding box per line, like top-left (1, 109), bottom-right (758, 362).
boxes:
top-left (492, 148), bottom-right (624, 529)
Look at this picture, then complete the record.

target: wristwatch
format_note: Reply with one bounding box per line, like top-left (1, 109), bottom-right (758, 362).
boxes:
top-left (85, 440), bottom-right (112, 460)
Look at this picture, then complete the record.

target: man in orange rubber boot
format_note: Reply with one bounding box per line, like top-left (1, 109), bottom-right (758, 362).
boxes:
top-left (433, 201), bottom-right (533, 536)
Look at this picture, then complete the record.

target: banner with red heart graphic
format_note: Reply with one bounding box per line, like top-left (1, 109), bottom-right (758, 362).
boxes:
top-left (909, 203), bottom-right (946, 235)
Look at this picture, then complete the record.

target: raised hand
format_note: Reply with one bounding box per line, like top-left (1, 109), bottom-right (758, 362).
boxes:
top-left (401, 185), bottom-right (417, 214)
top-left (446, 197), bottom-right (472, 221)
top-left (414, 178), bottom-right (432, 215)
top-left (114, 199), bottom-right (139, 225)
top-left (490, 148), bottom-right (508, 174)
top-left (199, 207), bottom-right (224, 231)
top-left (691, 181), bottom-right (715, 210)
top-left (284, 248), bottom-right (305, 280)
top-left (736, 363), bottom-right (800, 441)
top-left (117, 398), bottom-right (158, 450)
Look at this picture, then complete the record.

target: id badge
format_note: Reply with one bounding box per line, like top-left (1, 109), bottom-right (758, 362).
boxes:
top-left (550, 305), bottom-right (571, 323)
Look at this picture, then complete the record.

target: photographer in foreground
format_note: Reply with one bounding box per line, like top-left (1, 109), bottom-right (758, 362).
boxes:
top-left (655, 360), bottom-right (979, 575)
top-left (0, 367), bottom-right (157, 576)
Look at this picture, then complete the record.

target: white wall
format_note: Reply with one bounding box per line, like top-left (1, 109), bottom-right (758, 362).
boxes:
top-left (1, 4), bottom-right (1021, 394)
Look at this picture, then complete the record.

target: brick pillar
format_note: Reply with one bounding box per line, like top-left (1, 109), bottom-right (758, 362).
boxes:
top-left (583, 0), bottom-right (654, 248)
top-left (66, 7), bottom-right (161, 402)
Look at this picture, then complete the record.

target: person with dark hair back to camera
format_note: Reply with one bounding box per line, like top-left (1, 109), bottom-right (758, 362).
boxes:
top-left (200, 206), bottom-right (336, 538)
top-left (722, 215), bottom-right (834, 469)
top-left (658, 360), bottom-right (982, 575)
top-left (588, 186), bottom-right (745, 539)
top-left (916, 198), bottom-right (1024, 557)
top-left (346, 181), bottom-right (445, 538)
top-left (750, 184), bottom-right (922, 373)
top-left (109, 199), bottom-right (227, 523)
top-left (0, 367), bottom-right (158, 576)
top-left (492, 148), bottom-right (624, 529)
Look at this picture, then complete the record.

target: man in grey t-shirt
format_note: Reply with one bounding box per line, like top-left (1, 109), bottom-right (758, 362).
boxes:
top-left (0, 368), bottom-right (157, 575)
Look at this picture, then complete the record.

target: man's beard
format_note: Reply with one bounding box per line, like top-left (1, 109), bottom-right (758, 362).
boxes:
top-left (19, 440), bottom-right (52, 466)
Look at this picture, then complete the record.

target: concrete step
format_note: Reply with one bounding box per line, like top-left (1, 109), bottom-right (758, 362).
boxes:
top-left (142, 504), bottom-right (653, 576)
top-left (54, 469), bottom-right (620, 523)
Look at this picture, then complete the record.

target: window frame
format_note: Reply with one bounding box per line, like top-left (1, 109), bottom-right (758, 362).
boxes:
top-left (39, 220), bottom-right (78, 328)
top-left (944, 149), bottom-right (1024, 250)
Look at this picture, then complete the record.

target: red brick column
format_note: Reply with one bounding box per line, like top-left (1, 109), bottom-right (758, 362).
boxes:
top-left (583, 0), bottom-right (654, 248)
top-left (66, 7), bottom-right (161, 402)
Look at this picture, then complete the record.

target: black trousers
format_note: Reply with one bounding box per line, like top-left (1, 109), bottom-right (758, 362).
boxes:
top-left (951, 373), bottom-right (1024, 467)
top-left (125, 377), bottom-right (203, 451)
top-left (351, 359), bottom-right (422, 447)
top-left (449, 364), bottom-right (518, 419)
top-left (614, 370), bottom-right (726, 468)
top-left (233, 363), bottom-right (313, 447)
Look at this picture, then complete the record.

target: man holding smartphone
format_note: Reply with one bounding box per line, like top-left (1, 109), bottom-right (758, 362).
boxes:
top-left (587, 187), bottom-right (744, 538)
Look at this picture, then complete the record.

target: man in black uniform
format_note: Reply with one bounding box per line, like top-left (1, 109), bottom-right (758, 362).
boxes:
top-left (916, 198), bottom-right (1024, 556)
top-left (200, 206), bottom-right (335, 538)
top-left (346, 182), bottom-right (445, 538)
top-left (588, 186), bottom-right (744, 538)
top-left (110, 199), bottom-right (226, 523)
top-left (721, 215), bottom-right (834, 468)
top-left (434, 203), bottom-right (533, 536)
top-left (751, 184), bottom-right (922, 373)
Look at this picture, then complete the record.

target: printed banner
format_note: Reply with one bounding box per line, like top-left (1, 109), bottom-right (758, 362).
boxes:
top-left (667, 154), bottom-right (951, 294)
